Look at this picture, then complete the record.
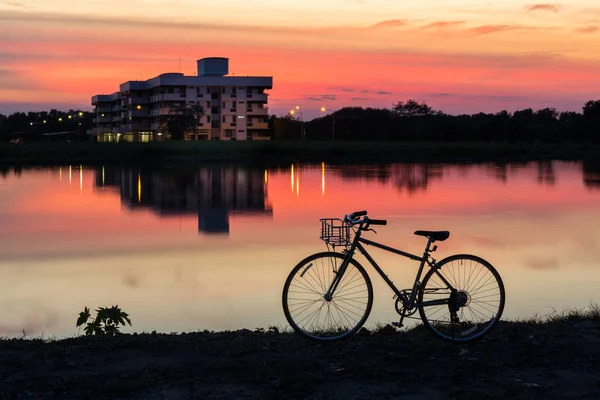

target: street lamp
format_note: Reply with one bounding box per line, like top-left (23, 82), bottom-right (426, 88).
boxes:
top-left (289, 106), bottom-right (304, 140)
top-left (320, 107), bottom-right (337, 141)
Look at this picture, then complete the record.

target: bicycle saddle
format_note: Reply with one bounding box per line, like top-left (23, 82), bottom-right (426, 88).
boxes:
top-left (414, 230), bottom-right (450, 242)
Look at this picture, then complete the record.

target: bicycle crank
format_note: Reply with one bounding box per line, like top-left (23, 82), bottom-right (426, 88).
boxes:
top-left (394, 290), bottom-right (418, 317)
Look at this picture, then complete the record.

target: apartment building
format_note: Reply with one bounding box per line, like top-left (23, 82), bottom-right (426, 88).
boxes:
top-left (88, 57), bottom-right (273, 142)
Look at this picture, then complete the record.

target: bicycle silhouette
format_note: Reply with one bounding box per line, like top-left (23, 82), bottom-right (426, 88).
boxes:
top-left (282, 210), bottom-right (505, 342)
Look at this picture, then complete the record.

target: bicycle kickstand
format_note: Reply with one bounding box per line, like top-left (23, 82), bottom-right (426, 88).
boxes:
top-left (392, 312), bottom-right (406, 329)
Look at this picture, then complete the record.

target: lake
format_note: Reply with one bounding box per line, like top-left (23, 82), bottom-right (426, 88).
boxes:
top-left (1, 161), bottom-right (599, 338)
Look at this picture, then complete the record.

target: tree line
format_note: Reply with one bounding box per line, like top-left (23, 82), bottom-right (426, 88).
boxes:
top-left (1, 100), bottom-right (599, 143)
top-left (274, 99), bottom-right (600, 142)
top-left (0, 109), bottom-right (93, 142)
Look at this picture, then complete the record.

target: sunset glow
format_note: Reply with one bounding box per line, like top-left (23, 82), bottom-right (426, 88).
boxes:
top-left (1, 1), bottom-right (599, 117)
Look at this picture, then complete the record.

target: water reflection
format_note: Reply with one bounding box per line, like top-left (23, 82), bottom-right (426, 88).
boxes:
top-left (94, 166), bottom-right (272, 234)
top-left (2, 160), bottom-right (600, 338)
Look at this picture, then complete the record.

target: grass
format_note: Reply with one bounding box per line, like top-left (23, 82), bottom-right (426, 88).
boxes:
top-left (518, 303), bottom-right (600, 325)
top-left (2, 304), bottom-right (599, 343)
top-left (1, 140), bottom-right (599, 166)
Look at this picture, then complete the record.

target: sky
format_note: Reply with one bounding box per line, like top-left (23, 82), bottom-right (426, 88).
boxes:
top-left (0, 0), bottom-right (599, 118)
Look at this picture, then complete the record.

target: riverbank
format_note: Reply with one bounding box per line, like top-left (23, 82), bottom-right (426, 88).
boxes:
top-left (2, 141), bottom-right (600, 166)
top-left (2, 313), bottom-right (600, 399)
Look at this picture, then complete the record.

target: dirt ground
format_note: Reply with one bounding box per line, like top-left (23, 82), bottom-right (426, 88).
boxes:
top-left (1, 319), bottom-right (600, 400)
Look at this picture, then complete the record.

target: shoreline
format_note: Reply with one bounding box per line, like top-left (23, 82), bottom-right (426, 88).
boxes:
top-left (2, 141), bottom-right (600, 166)
top-left (1, 315), bottom-right (599, 399)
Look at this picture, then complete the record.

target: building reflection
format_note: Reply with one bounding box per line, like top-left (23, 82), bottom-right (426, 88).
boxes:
top-left (94, 166), bottom-right (272, 234)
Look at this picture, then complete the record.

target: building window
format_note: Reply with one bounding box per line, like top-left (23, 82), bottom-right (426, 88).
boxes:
top-left (222, 115), bottom-right (226, 123)
top-left (225, 129), bottom-right (234, 137)
top-left (212, 121), bottom-right (220, 128)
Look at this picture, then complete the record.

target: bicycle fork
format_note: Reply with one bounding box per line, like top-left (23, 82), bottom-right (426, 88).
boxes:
top-left (323, 249), bottom-right (355, 302)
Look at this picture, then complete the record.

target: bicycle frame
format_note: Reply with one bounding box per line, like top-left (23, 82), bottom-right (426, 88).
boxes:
top-left (325, 227), bottom-right (456, 310)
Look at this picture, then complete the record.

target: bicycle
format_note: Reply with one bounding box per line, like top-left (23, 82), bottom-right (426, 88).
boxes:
top-left (282, 210), bottom-right (505, 342)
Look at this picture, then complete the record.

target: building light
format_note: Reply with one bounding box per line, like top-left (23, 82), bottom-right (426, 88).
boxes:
top-left (78, 112), bottom-right (83, 116)
top-left (58, 117), bottom-right (63, 122)
top-left (68, 115), bottom-right (72, 119)
top-left (136, 105), bottom-right (142, 110)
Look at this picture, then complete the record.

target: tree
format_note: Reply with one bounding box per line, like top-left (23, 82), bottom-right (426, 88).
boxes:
top-left (392, 100), bottom-right (434, 117)
top-left (0, 113), bottom-right (6, 142)
top-left (583, 100), bottom-right (600, 119)
top-left (161, 102), bottom-right (204, 140)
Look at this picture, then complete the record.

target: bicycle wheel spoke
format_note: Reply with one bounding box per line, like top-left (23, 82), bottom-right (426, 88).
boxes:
top-left (283, 253), bottom-right (373, 341)
top-left (419, 255), bottom-right (505, 342)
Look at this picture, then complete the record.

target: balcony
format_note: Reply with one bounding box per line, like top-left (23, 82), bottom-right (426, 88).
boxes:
top-left (246, 93), bottom-right (268, 102)
top-left (119, 123), bottom-right (150, 133)
top-left (130, 96), bottom-right (150, 104)
top-left (247, 107), bottom-right (269, 116)
top-left (151, 94), bottom-right (188, 102)
top-left (247, 122), bottom-right (269, 129)
top-left (222, 94), bottom-right (238, 101)
top-left (93, 116), bottom-right (113, 123)
top-left (87, 127), bottom-right (112, 135)
top-left (131, 109), bottom-right (150, 118)
top-left (96, 106), bottom-right (112, 113)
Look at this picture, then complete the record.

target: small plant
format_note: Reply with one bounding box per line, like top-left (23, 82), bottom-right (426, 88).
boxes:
top-left (76, 305), bottom-right (132, 336)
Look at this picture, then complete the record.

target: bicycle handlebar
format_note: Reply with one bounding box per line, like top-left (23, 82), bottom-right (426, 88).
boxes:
top-left (350, 210), bottom-right (367, 218)
top-left (344, 211), bottom-right (387, 227)
top-left (365, 217), bottom-right (387, 226)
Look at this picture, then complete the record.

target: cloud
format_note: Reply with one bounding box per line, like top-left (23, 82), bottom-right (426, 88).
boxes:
top-left (525, 257), bottom-right (559, 270)
top-left (422, 21), bottom-right (465, 29)
top-left (576, 26), bottom-right (599, 33)
top-left (370, 19), bottom-right (406, 29)
top-left (6, 2), bottom-right (28, 8)
top-left (0, 69), bottom-right (41, 90)
top-left (305, 94), bottom-right (337, 101)
top-left (376, 91), bottom-right (392, 95)
top-left (340, 88), bottom-right (355, 92)
top-left (525, 4), bottom-right (561, 12)
top-left (351, 97), bottom-right (371, 100)
top-left (468, 25), bottom-right (527, 35)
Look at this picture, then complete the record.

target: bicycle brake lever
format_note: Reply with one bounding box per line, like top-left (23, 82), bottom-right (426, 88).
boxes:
top-left (364, 228), bottom-right (377, 234)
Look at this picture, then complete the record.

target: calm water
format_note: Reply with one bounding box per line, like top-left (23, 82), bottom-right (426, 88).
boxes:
top-left (1, 161), bottom-right (600, 337)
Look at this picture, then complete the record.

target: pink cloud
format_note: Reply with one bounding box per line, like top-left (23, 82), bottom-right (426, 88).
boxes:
top-left (422, 21), bottom-right (465, 29)
top-left (576, 26), bottom-right (599, 33)
top-left (525, 4), bottom-right (561, 12)
top-left (469, 25), bottom-right (525, 35)
top-left (370, 20), bottom-right (406, 29)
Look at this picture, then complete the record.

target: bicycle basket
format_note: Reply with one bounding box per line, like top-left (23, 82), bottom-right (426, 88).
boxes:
top-left (320, 218), bottom-right (352, 246)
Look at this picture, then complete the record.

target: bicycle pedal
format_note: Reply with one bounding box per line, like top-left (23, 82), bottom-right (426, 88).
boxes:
top-left (391, 321), bottom-right (403, 328)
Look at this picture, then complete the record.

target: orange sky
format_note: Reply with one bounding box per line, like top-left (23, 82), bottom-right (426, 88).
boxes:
top-left (0, 1), bottom-right (599, 117)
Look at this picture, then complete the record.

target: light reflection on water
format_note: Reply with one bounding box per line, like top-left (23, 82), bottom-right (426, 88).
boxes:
top-left (0, 161), bottom-right (600, 337)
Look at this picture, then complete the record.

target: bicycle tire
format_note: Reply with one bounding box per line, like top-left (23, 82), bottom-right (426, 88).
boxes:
top-left (418, 254), bottom-right (505, 342)
top-left (282, 252), bottom-right (373, 342)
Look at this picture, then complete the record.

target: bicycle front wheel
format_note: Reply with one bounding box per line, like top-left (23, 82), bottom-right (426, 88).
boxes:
top-left (418, 254), bottom-right (505, 342)
top-left (282, 252), bottom-right (373, 341)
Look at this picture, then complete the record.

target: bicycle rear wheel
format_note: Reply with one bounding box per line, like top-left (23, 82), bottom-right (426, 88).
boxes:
top-left (418, 254), bottom-right (505, 342)
top-left (282, 252), bottom-right (373, 341)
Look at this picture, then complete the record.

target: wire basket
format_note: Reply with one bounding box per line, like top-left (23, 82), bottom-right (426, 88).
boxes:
top-left (320, 218), bottom-right (352, 247)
